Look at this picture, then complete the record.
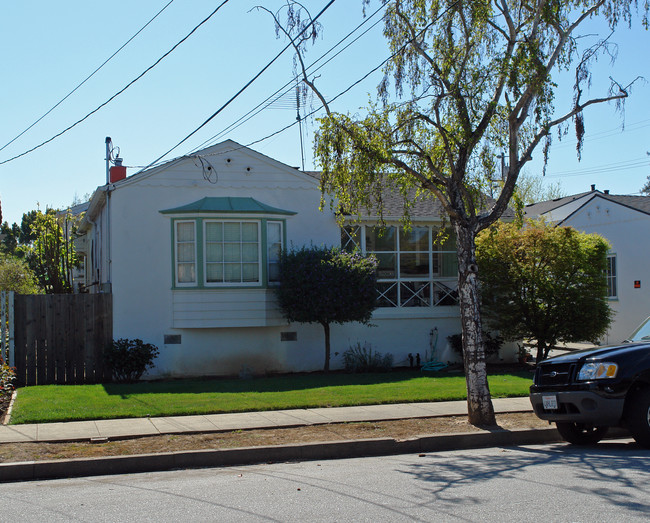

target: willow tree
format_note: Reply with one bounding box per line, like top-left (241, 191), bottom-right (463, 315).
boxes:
top-left (269, 0), bottom-right (647, 425)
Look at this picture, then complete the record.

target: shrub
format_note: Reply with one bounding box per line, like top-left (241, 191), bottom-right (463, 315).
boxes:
top-left (104, 338), bottom-right (159, 382)
top-left (447, 332), bottom-right (503, 360)
top-left (0, 358), bottom-right (16, 398)
top-left (275, 245), bottom-right (377, 372)
top-left (343, 343), bottom-right (393, 373)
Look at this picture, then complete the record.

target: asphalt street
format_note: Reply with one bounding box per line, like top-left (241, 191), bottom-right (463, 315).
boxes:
top-left (2, 439), bottom-right (649, 522)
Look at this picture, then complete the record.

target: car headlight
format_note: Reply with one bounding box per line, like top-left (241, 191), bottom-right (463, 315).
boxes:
top-left (577, 362), bottom-right (618, 381)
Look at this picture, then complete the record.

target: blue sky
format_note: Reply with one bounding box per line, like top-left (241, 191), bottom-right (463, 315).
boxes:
top-left (1, 0), bottom-right (648, 225)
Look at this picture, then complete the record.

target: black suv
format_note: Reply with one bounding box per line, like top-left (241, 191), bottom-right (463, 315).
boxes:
top-left (530, 317), bottom-right (650, 447)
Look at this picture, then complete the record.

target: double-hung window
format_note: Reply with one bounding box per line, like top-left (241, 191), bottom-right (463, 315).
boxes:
top-left (175, 221), bottom-right (197, 286)
top-left (267, 221), bottom-right (283, 284)
top-left (606, 254), bottom-right (617, 299)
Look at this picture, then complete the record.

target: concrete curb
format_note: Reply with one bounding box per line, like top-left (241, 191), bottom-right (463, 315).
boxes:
top-left (0, 427), bottom-right (563, 483)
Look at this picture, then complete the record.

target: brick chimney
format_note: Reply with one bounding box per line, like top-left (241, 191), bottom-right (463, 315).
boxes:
top-left (109, 157), bottom-right (127, 183)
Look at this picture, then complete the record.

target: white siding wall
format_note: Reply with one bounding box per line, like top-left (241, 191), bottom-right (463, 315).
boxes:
top-left (563, 198), bottom-right (650, 343)
top-left (95, 142), bottom-right (466, 378)
top-left (172, 289), bottom-right (285, 328)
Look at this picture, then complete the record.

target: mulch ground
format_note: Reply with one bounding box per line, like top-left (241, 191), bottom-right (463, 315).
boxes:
top-left (0, 412), bottom-right (549, 464)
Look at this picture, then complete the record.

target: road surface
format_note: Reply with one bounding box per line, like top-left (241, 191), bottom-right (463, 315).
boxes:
top-left (3, 439), bottom-right (649, 522)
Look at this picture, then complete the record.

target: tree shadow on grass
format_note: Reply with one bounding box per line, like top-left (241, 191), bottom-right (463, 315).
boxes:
top-left (101, 370), bottom-right (440, 397)
top-left (101, 369), bottom-right (531, 397)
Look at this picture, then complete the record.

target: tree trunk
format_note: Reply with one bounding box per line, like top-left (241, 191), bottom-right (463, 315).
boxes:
top-left (537, 340), bottom-right (546, 364)
top-left (322, 321), bottom-right (331, 373)
top-left (455, 222), bottom-right (497, 426)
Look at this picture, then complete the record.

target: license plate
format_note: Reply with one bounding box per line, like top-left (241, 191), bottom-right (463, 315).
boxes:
top-left (542, 395), bottom-right (558, 410)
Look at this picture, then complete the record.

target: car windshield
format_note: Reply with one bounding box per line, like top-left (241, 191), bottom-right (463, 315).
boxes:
top-left (626, 316), bottom-right (650, 342)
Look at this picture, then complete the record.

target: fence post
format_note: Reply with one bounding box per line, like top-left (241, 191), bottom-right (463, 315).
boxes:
top-left (8, 291), bottom-right (14, 368)
top-left (1, 291), bottom-right (6, 362)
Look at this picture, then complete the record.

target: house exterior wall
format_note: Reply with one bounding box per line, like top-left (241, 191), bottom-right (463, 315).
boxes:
top-left (86, 142), bottom-right (470, 378)
top-left (561, 197), bottom-right (650, 343)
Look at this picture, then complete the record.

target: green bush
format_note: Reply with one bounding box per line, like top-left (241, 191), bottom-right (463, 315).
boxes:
top-left (0, 358), bottom-right (16, 399)
top-left (342, 343), bottom-right (393, 373)
top-left (447, 332), bottom-right (503, 360)
top-left (104, 338), bottom-right (159, 382)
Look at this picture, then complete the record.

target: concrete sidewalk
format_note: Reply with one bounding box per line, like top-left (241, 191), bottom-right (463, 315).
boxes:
top-left (0, 397), bottom-right (533, 444)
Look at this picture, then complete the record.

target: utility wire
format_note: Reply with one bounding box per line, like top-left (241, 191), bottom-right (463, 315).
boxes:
top-left (0, 0), bottom-right (231, 167)
top-left (189, 1), bottom-right (386, 153)
top-left (0, 0), bottom-right (176, 154)
top-left (192, 2), bottom-right (460, 164)
top-left (544, 157), bottom-right (649, 178)
top-left (137, 0), bottom-right (338, 174)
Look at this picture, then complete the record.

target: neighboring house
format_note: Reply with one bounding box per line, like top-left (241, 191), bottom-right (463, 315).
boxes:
top-left (525, 186), bottom-right (650, 344)
top-left (77, 140), bottom-right (494, 378)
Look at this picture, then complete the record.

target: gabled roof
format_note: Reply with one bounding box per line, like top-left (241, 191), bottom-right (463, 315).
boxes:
top-left (601, 194), bottom-right (650, 214)
top-left (524, 190), bottom-right (594, 217)
top-left (525, 189), bottom-right (650, 221)
top-left (160, 197), bottom-right (296, 215)
top-left (305, 171), bottom-right (514, 220)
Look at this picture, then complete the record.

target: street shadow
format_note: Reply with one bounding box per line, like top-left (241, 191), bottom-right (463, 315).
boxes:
top-left (399, 441), bottom-right (650, 517)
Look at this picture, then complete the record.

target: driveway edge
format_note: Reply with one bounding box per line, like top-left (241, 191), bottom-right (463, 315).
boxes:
top-left (0, 427), bottom-right (562, 483)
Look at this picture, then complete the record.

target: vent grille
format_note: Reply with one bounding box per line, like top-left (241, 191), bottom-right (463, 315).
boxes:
top-left (535, 363), bottom-right (575, 386)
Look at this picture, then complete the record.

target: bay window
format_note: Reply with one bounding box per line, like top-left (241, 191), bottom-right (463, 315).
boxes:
top-left (164, 197), bottom-right (293, 289)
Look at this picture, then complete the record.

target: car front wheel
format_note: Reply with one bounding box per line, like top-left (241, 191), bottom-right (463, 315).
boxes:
top-left (625, 387), bottom-right (650, 449)
top-left (555, 422), bottom-right (608, 445)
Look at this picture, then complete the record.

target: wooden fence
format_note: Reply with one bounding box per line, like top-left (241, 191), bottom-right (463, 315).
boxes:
top-left (10, 293), bottom-right (113, 386)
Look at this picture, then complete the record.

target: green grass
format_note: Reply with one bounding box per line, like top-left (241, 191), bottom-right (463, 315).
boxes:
top-left (9, 370), bottom-right (533, 425)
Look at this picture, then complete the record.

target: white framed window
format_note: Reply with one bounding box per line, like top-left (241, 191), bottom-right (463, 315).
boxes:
top-left (267, 221), bottom-right (284, 284)
top-left (204, 220), bottom-right (260, 286)
top-left (342, 224), bottom-right (458, 308)
top-left (606, 254), bottom-right (617, 298)
top-left (175, 221), bottom-right (197, 286)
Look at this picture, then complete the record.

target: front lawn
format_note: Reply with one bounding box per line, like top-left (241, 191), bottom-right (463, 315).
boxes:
top-left (9, 370), bottom-right (533, 425)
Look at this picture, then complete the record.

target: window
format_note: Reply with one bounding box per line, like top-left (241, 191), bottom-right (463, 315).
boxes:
top-left (172, 218), bottom-right (284, 288)
top-left (267, 221), bottom-right (283, 283)
top-left (205, 221), bottom-right (260, 285)
top-left (342, 224), bottom-right (458, 308)
top-left (175, 221), bottom-right (196, 286)
top-left (606, 255), bottom-right (617, 298)
top-left (164, 197), bottom-right (294, 289)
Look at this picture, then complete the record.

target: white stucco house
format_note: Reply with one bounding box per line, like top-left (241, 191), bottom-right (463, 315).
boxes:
top-left (525, 186), bottom-right (650, 344)
top-left (77, 140), bottom-right (487, 378)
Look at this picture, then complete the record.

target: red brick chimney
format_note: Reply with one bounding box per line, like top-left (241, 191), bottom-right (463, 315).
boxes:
top-left (109, 157), bottom-right (126, 183)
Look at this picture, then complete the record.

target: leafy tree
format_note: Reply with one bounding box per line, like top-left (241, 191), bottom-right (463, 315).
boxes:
top-left (1, 210), bottom-right (39, 257)
top-left (270, 0), bottom-right (647, 425)
top-left (512, 172), bottom-right (566, 206)
top-left (25, 210), bottom-right (80, 294)
top-left (275, 246), bottom-right (377, 372)
top-left (642, 152), bottom-right (650, 195)
top-left (476, 220), bottom-right (612, 363)
top-left (0, 255), bottom-right (40, 294)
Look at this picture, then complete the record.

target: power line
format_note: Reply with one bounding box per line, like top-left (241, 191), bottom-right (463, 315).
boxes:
top-left (137, 0), bottom-right (338, 174)
top-left (547, 119), bottom-right (650, 152)
top-left (193, 2), bottom-right (460, 163)
top-left (189, 1), bottom-right (387, 153)
top-left (0, 0), bottom-right (176, 154)
top-left (0, 0), bottom-right (231, 167)
top-left (544, 157), bottom-right (649, 178)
